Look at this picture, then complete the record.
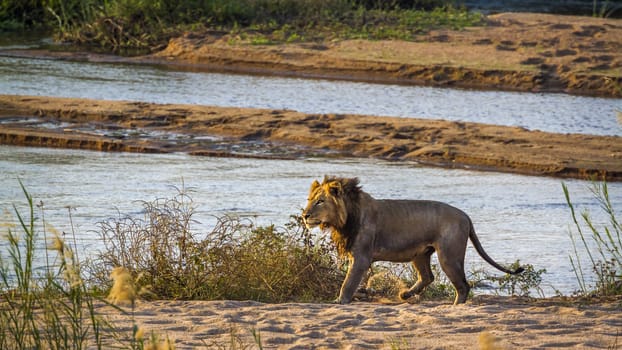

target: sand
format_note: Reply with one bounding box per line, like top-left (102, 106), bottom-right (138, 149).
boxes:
top-left (96, 295), bottom-right (622, 349)
top-left (1, 94), bottom-right (621, 181)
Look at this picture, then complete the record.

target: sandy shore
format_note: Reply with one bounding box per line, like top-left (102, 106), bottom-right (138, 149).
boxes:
top-left (1, 94), bottom-right (621, 181)
top-left (96, 295), bottom-right (622, 349)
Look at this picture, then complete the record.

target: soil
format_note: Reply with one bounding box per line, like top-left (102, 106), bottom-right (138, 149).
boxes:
top-left (0, 12), bottom-right (621, 180)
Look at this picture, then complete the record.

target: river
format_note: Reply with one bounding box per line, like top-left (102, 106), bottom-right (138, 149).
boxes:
top-left (0, 55), bottom-right (621, 136)
top-left (2, 145), bottom-right (620, 296)
top-left (1, 52), bottom-right (621, 296)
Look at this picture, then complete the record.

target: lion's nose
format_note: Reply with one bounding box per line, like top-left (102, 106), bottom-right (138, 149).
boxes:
top-left (303, 212), bottom-right (310, 220)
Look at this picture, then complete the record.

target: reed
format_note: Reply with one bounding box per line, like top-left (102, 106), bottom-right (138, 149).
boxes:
top-left (0, 181), bottom-right (106, 349)
top-left (564, 181), bottom-right (621, 296)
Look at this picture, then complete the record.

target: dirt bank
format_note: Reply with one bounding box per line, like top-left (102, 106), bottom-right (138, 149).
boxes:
top-left (1, 95), bottom-right (620, 181)
top-left (150, 12), bottom-right (622, 97)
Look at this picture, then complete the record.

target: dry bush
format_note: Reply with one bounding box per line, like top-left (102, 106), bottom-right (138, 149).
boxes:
top-left (88, 189), bottom-right (344, 302)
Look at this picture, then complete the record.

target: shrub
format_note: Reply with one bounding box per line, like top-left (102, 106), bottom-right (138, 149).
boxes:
top-left (484, 261), bottom-right (546, 298)
top-left (1, 0), bottom-right (482, 51)
top-left (89, 188), bottom-right (344, 302)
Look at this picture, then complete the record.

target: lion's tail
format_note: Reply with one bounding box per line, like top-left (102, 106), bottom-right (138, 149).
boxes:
top-left (468, 221), bottom-right (524, 275)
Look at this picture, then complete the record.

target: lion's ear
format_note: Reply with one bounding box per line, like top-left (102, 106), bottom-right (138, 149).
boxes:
top-left (310, 180), bottom-right (320, 191)
top-left (325, 181), bottom-right (343, 196)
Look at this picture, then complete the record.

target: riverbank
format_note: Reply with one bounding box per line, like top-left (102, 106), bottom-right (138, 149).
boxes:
top-left (1, 94), bottom-right (621, 181)
top-left (150, 12), bottom-right (622, 97)
top-left (1, 12), bottom-right (620, 97)
top-left (97, 295), bottom-right (622, 349)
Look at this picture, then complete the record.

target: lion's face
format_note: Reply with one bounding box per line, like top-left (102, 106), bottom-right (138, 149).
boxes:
top-left (302, 179), bottom-right (347, 230)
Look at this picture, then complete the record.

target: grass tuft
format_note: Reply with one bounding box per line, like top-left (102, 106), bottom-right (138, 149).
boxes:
top-left (0, 180), bottom-right (106, 349)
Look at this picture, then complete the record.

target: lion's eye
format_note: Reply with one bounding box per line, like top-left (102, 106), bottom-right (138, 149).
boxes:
top-left (315, 199), bottom-right (324, 206)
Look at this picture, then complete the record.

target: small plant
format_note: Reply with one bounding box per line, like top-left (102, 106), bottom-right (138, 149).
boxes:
top-left (564, 181), bottom-right (622, 296)
top-left (365, 267), bottom-right (406, 299)
top-left (486, 261), bottom-right (546, 298)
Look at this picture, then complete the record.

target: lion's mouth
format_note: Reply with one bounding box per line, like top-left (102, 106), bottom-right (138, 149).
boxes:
top-left (303, 218), bottom-right (323, 229)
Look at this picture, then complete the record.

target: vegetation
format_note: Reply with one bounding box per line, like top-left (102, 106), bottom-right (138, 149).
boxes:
top-left (88, 187), bottom-right (344, 302)
top-left (0, 182), bottom-right (181, 349)
top-left (0, 182), bottom-right (105, 349)
top-left (564, 181), bottom-right (622, 296)
top-left (0, 0), bottom-right (483, 51)
top-left (481, 261), bottom-right (546, 298)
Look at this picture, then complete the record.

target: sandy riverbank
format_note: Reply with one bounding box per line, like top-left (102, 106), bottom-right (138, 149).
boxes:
top-left (1, 94), bottom-right (621, 181)
top-left (1, 13), bottom-right (620, 97)
top-left (150, 12), bottom-right (622, 97)
top-left (95, 295), bottom-right (621, 349)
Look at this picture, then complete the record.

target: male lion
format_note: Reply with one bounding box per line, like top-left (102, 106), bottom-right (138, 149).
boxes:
top-left (302, 176), bottom-right (525, 305)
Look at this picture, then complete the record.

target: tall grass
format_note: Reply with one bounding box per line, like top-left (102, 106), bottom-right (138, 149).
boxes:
top-left (0, 181), bottom-right (105, 349)
top-left (564, 181), bottom-right (622, 296)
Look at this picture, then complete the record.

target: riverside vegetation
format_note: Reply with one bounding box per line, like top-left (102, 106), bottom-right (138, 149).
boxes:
top-left (0, 0), bottom-right (483, 51)
top-left (0, 180), bottom-right (620, 348)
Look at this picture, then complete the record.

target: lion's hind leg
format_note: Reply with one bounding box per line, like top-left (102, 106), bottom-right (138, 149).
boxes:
top-left (438, 254), bottom-right (470, 305)
top-left (399, 250), bottom-right (435, 301)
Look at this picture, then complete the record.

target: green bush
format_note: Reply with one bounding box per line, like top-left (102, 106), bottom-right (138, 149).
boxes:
top-left (1, 0), bottom-right (482, 51)
top-left (485, 261), bottom-right (546, 298)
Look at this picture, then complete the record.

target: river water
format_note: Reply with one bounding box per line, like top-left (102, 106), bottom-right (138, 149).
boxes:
top-left (1, 53), bottom-right (621, 296)
top-left (1, 55), bottom-right (621, 136)
top-left (2, 145), bottom-right (621, 296)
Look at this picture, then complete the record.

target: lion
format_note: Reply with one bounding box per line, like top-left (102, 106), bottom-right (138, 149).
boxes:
top-left (302, 176), bottom-right (525, 305)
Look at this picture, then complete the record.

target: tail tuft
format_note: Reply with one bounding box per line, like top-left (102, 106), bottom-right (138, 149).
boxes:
top-left (512, 266), bottom-right (525, 274)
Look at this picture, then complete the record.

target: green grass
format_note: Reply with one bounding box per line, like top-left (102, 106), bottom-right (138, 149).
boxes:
top-left (0, 0), bottom-right (483, 52)
top-left (0, 181), bottom-right (106, 349)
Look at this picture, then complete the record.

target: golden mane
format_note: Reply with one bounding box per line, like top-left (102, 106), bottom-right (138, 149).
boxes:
top-left (322, 176), bottom-right (362, 257)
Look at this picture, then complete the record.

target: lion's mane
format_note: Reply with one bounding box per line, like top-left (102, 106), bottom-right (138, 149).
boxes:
top-left (326, 177), bottom-right (363, 257)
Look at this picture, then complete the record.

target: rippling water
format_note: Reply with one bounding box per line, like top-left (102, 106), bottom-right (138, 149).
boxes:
top-left (2, 145), bottom-right (620, 296)
top-left (1, 55), bottom-right (621, 136)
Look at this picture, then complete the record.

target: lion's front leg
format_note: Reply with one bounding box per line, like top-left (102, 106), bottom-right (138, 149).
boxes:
top-left (338, 256), bottom-right (371, 304)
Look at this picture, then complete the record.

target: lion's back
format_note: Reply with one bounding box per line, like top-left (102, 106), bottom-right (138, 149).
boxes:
top-left (374, 199), bottom-right (471, 233)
